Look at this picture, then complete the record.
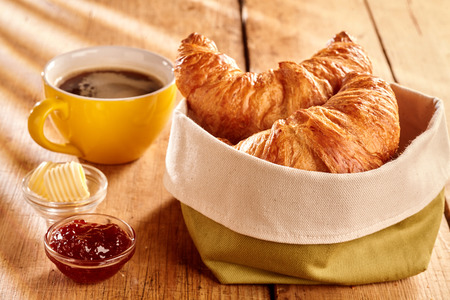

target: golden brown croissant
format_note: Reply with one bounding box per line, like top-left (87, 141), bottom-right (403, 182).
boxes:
top-left (234, 72), bottom-right (400, 173)
top-left (175, 32), bottom-right (373, 143)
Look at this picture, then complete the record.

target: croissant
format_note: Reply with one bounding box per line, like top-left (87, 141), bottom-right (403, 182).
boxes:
top-left (234, 72), bottom-right (400, 173)
top-left (175, 32), bottom-right (373, 143)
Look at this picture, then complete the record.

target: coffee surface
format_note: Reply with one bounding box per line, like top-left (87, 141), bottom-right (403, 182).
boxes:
top-left (58, 69), bottom-right (164, 98)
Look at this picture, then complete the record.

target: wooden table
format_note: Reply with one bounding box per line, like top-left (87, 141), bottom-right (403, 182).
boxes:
top-left (0, 0), bottom-right (449, 299)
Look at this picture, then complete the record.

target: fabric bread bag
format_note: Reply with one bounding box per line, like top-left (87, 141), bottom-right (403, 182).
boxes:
top-left (164, 32), bottom-right (450, 285)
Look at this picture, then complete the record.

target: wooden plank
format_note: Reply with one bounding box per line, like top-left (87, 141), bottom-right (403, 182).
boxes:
top-left (0, 0), bottom-right (269, 299)
top-left (367, 0), bottom-right (450, 103)
top-left (243, 0), bottom-right (450, 298)
top-left (244, 0), bottom-right (393, 80)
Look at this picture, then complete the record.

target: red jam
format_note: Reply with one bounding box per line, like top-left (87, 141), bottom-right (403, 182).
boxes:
top-left (49, 219), bottom-right (132, 260)
top-left (46, 219), bottom-right (135, 283)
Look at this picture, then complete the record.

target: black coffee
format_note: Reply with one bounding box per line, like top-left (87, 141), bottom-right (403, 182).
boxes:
top-left (58, 69), bottom-right (164, 98)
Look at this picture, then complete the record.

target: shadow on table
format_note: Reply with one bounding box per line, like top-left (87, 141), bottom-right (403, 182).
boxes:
top-left (134, 197), bottom-right (218, 288)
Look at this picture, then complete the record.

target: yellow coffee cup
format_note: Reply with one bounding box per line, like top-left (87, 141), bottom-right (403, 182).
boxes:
top-left (28, 46), bottom-right (176, 164)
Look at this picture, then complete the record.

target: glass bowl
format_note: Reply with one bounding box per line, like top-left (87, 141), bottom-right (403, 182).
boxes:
top-left (44, 213), bottom-right (136, 283)
top-left (22, 162), bottom-right (107, 225)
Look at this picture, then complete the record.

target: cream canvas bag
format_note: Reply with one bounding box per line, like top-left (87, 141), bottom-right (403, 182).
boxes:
top-left (164, 84), bottom-right (450, 284)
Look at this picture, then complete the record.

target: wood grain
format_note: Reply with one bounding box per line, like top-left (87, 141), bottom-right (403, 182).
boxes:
top-left (244, 0), bottom-right (393, 80)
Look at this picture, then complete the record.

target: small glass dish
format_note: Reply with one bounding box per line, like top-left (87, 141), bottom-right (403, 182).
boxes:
top-left (22, 162), bottom-right (107, 225)
top-left (44, 213), bottom-right (136, 283)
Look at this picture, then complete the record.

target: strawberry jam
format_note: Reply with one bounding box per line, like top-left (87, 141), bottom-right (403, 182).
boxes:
top-left (45, 217), bottom-right (135, 283)
top-left (49, 219), bottom-right (132, 260)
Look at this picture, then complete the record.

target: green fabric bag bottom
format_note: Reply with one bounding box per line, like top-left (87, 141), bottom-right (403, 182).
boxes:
top-left (180, 189), bottom-right (445, 285)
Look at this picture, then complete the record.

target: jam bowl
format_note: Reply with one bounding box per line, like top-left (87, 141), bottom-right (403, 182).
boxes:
top-left (44, 213), bottom-right (136, 284)
top-left (22, 162), bottom-right (107, 225)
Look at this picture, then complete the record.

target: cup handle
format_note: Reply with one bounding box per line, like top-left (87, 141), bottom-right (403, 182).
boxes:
top-left (28, 97), bottom-right (83, 157)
